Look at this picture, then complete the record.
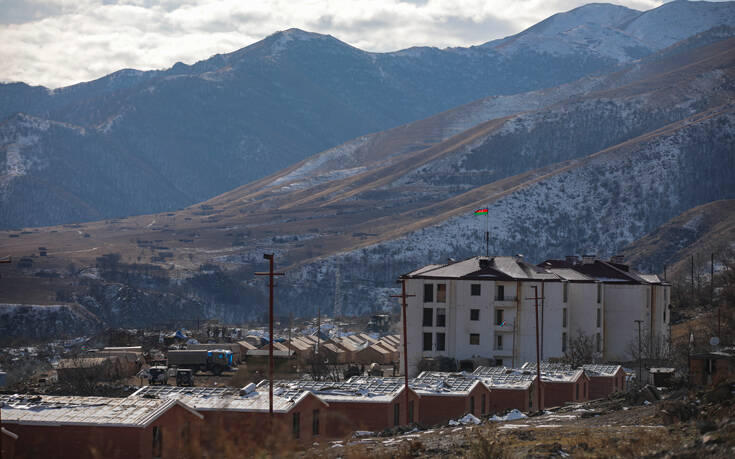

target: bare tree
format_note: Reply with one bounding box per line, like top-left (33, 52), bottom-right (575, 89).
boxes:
top-left (560, 329), bottom-right (597, 368)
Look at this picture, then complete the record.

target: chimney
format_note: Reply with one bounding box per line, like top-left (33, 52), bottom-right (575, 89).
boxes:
top-left (581, 254), bottom-right (597, 265)
top-left (565, 255), bottom-right (579, 264)
top-left (610, 254), bottom-right (625, 264)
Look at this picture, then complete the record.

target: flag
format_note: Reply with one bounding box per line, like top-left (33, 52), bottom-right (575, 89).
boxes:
top-left (500, 320), bottom-right (506, 327)
top-left (474, 208), bottom-right (488, 215)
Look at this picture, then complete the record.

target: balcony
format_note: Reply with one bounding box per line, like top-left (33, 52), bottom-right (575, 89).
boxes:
top-left (494, 297), bottom-right (517, 307)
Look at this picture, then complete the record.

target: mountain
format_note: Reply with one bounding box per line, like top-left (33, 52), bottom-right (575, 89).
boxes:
top-left (0, 29), bottom-right (733, 333)
top-left (620, 199), bottom-right (735, 277)
top-left (2, 1), bottom-right (735, 230)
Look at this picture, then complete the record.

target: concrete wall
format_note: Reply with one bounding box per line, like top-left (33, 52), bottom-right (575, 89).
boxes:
top-left (604, 284), bottom-right (670, 361)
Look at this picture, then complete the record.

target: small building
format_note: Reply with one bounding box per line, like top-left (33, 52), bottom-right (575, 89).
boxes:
top-left (237, 340), bottom-right (259, 356)
top-left (0, 394), bottom-right (202, 459)
top-left (540, 368), bottom-right (590, 408)
top-left (583, 364), bottom-right (626, 399)
top-left (131, 385), bottom-right (328, 453)
top-left (690, 351), bottom-right (735, 386)
top-left (266, 377), bottom-right (421, 437)
top-left (473, 366), bottom-right (540, 413)
top-left (355, 343), bottom-right (394, 365)
top-left (649, 367), bottom-right (675, 387)
top-left (411, 372), bottom-right (490, 425)
top-left (331, 337), bottom-right (363, 362)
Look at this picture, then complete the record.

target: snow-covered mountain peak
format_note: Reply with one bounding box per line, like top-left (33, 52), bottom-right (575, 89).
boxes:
top-left (623, 0), bottom-right (735, 50)
top-left (531, 2), bottom-right (640, 34)
top-left (266, 28), bottom-right (342, 55)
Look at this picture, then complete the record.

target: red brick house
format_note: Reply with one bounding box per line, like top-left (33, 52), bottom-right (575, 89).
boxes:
top-left (473, 367), bottom-right (541, 413)
top-left (0, 394), bottom-right (202, 459)
top-left (540, 369), bottom-right (590, 408)
top-left (690, 351), bottom-right (735, 386)
top-left (131, 384), bottom-right (328, 455)
top-left (411, 372), bottom-right (490, 425)
top-left (267, 377), bottom-right (421, 438)
top-left (583, 364), bottom-right (626, 399)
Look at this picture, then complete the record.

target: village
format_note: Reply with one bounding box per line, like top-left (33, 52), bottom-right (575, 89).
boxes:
top-left (1, 253), bottom-right (733, 458)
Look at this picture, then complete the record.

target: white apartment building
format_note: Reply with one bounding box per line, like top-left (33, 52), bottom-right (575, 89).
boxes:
top-left (399, 255), bottom-right (670, 376)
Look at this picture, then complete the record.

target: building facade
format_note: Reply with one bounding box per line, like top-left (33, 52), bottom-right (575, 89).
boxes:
top-left (400, 255), bottom-right (670, 376)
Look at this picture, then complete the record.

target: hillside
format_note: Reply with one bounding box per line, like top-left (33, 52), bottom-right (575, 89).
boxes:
top-left (2, 2), bottom-right (735, 229)
top-left (620, 199), bottom-right (735, 277)
top-left (0, 30), bottom-right (733, 335)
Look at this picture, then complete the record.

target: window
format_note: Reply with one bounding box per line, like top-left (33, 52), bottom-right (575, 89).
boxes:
top-left (152, 426), bottom-right (162, 458)
top-left (481, 394), bottom-right (486, 415)
top-left (496, 285), bottom-right (505, 301)
top-left (597, 283), bottom-right (602, 303)
top-left (292, 412), bottom-right (300, 439)
top-left (496, 309), bottom-right (504, 326)
top-left (470, 309), bottom-right (480, 321)
top-left (436, 308), bottom-right (446, 327)
top-left (562, 308), bottom-right (567, 328)
top-left (596, 333), bottom-right (601, 352)
top-left (562, 332), bottom-right (567, 353)
top-left (496, 334), bottom-right (503, 350)
top-left (394, 403), bottom-right (400, 425)
top-left (437, 284), bottom-right (447, 302)
top-left (470, 396), bottom-right (475, 414)
top-left (470, 333), bottom-right (480, 345)
top-left (596, 309), bottom-right (601, 328)
top-left (312, 409), bottom-right (320, 436)
top-left (471, 284), bottom-right (481, 296)
top-left (496, 359), bottom-right (503, 366)
top-left (423, 332), bottom-right (433, 351)
top-left (663, 307), bottom-right (667, 323)
top-left (424, 284), bottom-right (433, 302)
top-left (576, 383), bottom-right (579, 400)
top-left (563, 282), bottom-right (568, 303)
top-left (423, 308), bottom-right (433, 327)
top-left (408, 400), bottom-right (414, 423)
top-left (436, 332), bottom-right (446, 351)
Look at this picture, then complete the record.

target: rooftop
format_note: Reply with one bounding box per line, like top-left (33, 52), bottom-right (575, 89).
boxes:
top-left (0, 394), bottom-right (201, 427)
top-left (131, 385), bottom-right (318, 413)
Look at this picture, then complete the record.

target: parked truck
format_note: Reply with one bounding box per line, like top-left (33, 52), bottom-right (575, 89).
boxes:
top-left (167, 349), bottom-right (233, 375)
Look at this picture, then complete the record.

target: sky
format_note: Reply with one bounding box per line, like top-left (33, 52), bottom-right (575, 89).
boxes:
top-left (0, 0), bottom-right (686, 88)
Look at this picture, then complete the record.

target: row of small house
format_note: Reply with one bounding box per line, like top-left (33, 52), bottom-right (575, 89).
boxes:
top-left (235, 333), bottom-right (401, 365)
top-left (0, 363), bottom-right (625, 459)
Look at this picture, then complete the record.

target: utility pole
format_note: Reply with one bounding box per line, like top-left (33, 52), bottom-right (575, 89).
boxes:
top-left (255, 254), bottom-right (284, 417)
top-left (288, 312), bottom-right (293, 363)
top-left (634, 319), bottom-right (643, 386)
top-left (526, 286), bottom-right (544, 411)
top-left (391, 279), bottom-right (415, 425)
top-left (0, 257), bottom-right (9, 459)
top-left (316, 306), bottom-right (321, 355)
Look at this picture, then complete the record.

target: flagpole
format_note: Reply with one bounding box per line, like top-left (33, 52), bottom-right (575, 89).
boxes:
top-left (485, 209), bottom-right (489, 258)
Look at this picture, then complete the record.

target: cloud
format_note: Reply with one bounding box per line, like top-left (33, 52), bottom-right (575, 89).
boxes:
top-left (0, 0), bottom-right (667, 88)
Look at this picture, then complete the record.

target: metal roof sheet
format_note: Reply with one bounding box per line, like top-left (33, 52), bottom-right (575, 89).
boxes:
top-left (130, 385), bottom-right (316, 414)
top-left (0, 394), bottom-right (200, 427)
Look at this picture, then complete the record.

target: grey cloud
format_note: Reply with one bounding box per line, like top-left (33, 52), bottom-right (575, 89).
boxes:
top-left (0, 0), bottom-right (63, 24)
